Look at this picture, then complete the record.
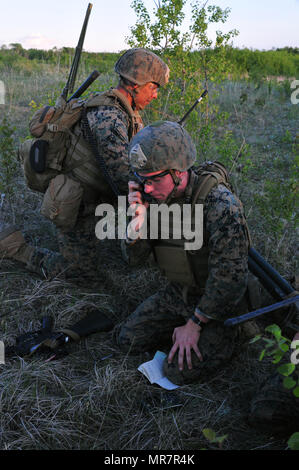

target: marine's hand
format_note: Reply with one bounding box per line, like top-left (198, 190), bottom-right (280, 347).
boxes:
top-left (168, 320), bottom-right (203, 371)
top-left (128, 181), bottom-right (149, 207)
top-left (127, 181), bottom-right (148, 239)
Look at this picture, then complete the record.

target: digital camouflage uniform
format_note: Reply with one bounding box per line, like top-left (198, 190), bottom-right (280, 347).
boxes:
top-left (27, 100), bottom-right (141, 281)
top-left (115, 121), bottom-right (251, 385)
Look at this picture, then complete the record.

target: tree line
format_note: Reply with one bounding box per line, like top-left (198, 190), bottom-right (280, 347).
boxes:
top-left (0, 43), bottom-right (298, 78)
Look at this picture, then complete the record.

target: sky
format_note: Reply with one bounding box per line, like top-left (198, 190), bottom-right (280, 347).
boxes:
top-left (0, 0), bottom-right (298, 52)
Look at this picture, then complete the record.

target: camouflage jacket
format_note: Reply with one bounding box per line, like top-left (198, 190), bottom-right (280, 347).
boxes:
top-left (123, 179), bottom-right (249, 321)
top-left (83, 93), bottom-right (143, 195)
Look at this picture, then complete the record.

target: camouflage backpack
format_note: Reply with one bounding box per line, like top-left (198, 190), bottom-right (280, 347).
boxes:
top-left (18, 90), bottom-right (142, 230)
top-left (18, 89), bottom-right (142, 194)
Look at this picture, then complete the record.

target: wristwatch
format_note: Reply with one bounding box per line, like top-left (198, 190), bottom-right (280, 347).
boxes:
top-left (190, 314), bottom-right (205, 328)
top-left (190, 307), bottom-right (209, 328)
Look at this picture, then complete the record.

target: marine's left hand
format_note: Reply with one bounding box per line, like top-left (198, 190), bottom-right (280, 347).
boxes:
top-left (167, 320), bottom-right (203, 371)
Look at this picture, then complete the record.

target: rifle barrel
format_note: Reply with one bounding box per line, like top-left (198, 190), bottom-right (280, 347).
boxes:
top-left (249, 247), bottom-right (294, 296)
top-left (67, 70), bottom-right (100, 102)
top-left (224, 295), bottom-right (299, 327)
top-left (178, 89), bottom-right (208, 126)
top-left (225, 248), bottom-right (297, 327)
top-left (62, 3), bottom-right (93, 99)
top-left (248, 256), bottom-right (286, 301)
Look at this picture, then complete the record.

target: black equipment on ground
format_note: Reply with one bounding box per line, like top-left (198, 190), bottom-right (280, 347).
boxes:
top-left (5, 309), bottom-right (114, 359)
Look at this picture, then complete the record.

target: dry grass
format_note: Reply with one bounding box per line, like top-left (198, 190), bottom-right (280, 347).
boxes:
top-left (0, 69), bottom-right (298, 450)
top-left (0, 272), bottom-right (284, 451)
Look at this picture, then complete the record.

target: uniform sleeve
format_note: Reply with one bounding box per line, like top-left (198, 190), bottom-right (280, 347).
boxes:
top-left (197, 185), bottom-right (249, 321)
top-left (86, 106), bottom-right (132, 195)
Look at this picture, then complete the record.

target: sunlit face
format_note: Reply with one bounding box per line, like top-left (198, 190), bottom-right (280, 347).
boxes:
top-left (136, 170), bottom-right (176, 202)
top-left (134, 82), bottom-right (159, 110)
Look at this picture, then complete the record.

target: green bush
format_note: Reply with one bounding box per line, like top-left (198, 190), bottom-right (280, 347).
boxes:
top-left (0, 115), bottom-right (17, 200)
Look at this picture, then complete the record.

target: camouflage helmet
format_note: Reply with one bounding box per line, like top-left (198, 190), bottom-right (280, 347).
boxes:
top-left (115, 48), bottom-right (169, 87)
top-left (129, 121), bottom-right (196, 173)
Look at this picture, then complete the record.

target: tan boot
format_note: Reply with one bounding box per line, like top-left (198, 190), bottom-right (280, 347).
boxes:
top-left (0, 224), bottom-right (34, 264)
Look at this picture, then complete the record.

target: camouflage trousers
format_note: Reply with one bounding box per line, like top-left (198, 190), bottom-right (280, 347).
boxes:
top-left (115, 283), bottom-right (241, 385)
top-left (27, 209), bottom-right (100, 282)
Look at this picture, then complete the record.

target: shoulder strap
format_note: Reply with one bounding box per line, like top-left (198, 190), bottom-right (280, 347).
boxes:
top-left (85, 89), bottom-right (142, 139)
top-left (191, 161), bottom-right (252, 248)
top-left (191, 161), bottom-right (230, 211)
top-left (80, 109), bottom-right (120, 197)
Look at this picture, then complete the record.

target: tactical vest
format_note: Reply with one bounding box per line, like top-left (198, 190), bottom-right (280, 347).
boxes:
top-left (19, 88), bottom-right (143, 201)
top-left (152, 162), bottom-right (250, 296)
top-left (66, 89), bottom-right (143, 202)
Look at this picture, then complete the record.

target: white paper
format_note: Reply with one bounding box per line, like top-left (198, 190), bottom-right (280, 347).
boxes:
top-left (138, 351), bottom-right (179, 390)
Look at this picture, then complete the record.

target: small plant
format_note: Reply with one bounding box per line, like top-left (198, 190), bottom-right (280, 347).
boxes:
top-left (216, 130), bottom-right (251, 173)
top-left (251, 324), bottom-right (298, 396)
top-left (0, 115), bottom-right (18, 202)
top-left (281, 129), bottom-right (293, 144)
top-left (252, 153), bottom-right (298, 239)
top-left (202, 428), bottom-right (228, 449)
top-left (288, 432), bottom-right (299, 450)
top-left (251, 324), bottom-right (299, 447)
top-left (127, 0), bottom-right (239, 157)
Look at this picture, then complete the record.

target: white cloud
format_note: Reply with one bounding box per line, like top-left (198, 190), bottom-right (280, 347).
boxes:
top-left (18, 34), bottom-right (58, 50)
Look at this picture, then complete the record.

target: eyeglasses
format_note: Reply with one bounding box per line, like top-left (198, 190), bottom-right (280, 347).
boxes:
top-left (134, 170), bottom-right (171, 185)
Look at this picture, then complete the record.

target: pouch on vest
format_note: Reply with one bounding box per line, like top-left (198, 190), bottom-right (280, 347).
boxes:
top-left (18, 138), bottom-right (60, 193)
top-left (154, 244), bottom-right (197, 287)
top-left (29, 140), bottom-right (48, 173)
top-left (19, 98), bottom-right (83, 193)
top-left (40, 174), bottom-right (84, 231)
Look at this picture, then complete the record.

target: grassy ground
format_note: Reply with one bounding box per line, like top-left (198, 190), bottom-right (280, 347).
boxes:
top-left (0, 69), bottom-right (298, 450)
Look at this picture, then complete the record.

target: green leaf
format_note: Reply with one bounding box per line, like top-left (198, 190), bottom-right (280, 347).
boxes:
top-left (265, 324), bottom-right (281, 340)
top-left (293, 386), bottom-right (299, 398)
top-left (249, 334), bottom-right (261, 344)
top-left (272, 352), bottom-right (285, 364)
top-left (277, 363), bottom-right (295, 376)
top-left (202, 428), bottom-right (216, 442)
top-left (283, 377), bottom-right (296, 389)
top-left (259, 349), bottom-right (266, 361)
top-left (214, 434), bottom-right (228, 444)
top-left (278, 342), bottom-right (289, 353)
top-left (263, 338), bottom-right (275, 347)
top-left (288, 432), bottom-right (299, 450)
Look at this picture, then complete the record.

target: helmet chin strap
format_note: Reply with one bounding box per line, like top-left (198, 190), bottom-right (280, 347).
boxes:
top-left (164, 170), bottom-right (181, 204)
top-left (118, 76), bottom-right (139, 109)
top-left (122, 83), bottom-right (139, 110)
